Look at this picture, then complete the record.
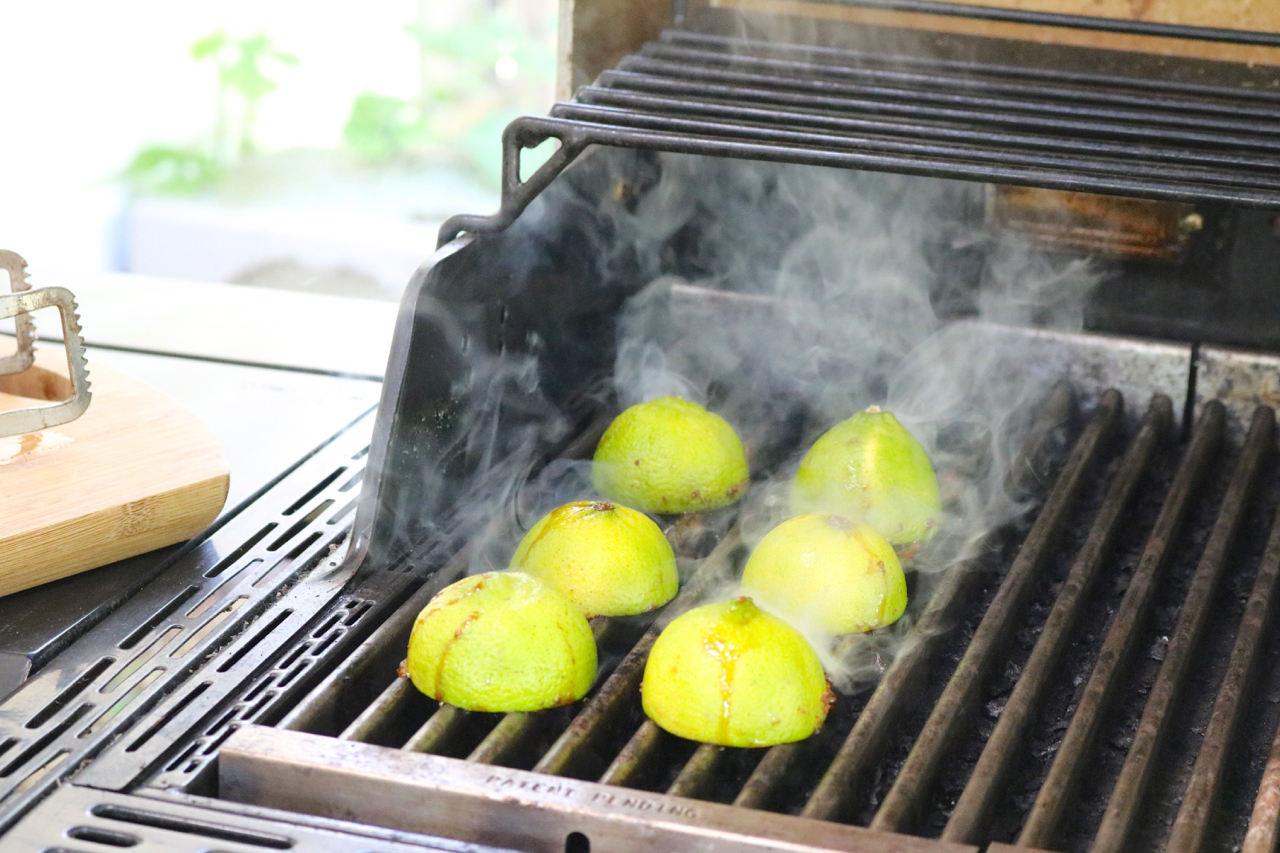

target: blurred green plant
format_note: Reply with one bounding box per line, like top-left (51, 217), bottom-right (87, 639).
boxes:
top-left (343, 93), bottom-right (428, 162)
top-left (194, 32), bottom-right (300, 158)
top-left (124, 32), bottom-right (297, 195)
top-left (342, 7), bottom-right (555, 188)
top-left (121, 146), bottom-right (222, 195)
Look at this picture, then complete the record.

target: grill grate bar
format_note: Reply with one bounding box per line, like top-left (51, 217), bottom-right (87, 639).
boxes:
top-left (1091, 407), bottom-right (1276, 853)
top-left (1169, 442), bottom-right (1280, 852)
top-left (637, 42), bottom-right (1280, 123)
top-left (1246, 729), bottom-right (1280, 852)
top-left (598, 719), bottom-right (666, 787)
top-left (335, 677), bottom-right (416, 744)
top-left (593, 69), bottom-right (1280, 157)
top-left (613, 55), bottom-right (1280, 140)
top-left (402, 705), bottom-right (464, 755)
top-left (869, 389), bottom-right (1124, 833)
top-left (466, 713), bottom-right (533, 766)
top-left (733, 741), bottom-right (801, 809)
top-left (942, 395), bottom-right (1172, 844)
top-left (532, 528), bottom-right (741, 778)
top-left (666, 742), bottom-right (724, 799)
top-left (1019, 402), bottom-right (1227, 848)
top-left (657, 30), bottom-right (1280, 103)
top-left (560, 103), bottom-right (1280, 212)
top-left (560, 94), bottom-right (1280, 186)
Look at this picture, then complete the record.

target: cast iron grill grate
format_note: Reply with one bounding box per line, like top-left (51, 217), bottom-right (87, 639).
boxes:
top-left (441, 24), bottom-right (1280, 247)
top-left (214, 387), bottom-right (1280, 853)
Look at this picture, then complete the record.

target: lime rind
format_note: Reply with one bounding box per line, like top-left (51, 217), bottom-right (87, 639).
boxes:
top-left (405, 571), bottom-right (597, 712)
top-left (641, 597), bottom-right (831, 747)
top-left (513, 501), bottom-right (678, 617)
top-left (791, 408), bottom-right (941, 546)
top-left (593, 396), bottom-right (750, 514)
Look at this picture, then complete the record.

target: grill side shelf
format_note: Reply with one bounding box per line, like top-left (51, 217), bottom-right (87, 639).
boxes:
top-left (0, 411), bottom-right (378, 830)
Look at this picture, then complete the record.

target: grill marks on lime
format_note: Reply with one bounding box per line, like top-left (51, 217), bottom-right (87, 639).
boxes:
top-left (593, 396), bottom-right (750, 514)
top-left (404, 572), bottom-right (596, 713)
top-left (513, 501), bottom-right (677, 618)
top-left (434, 611), bottom-right (481, 699)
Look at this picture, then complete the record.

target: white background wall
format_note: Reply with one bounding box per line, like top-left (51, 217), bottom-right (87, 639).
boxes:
top-left (0, 1), bottom-right (423, 277)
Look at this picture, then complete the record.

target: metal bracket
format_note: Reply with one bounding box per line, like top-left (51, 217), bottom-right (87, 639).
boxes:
top-left (0, 254), bottom-right (91, 437)
top-left (437, 119), bottom-right (586, 246)
top-left (0, 250), bottom-right (35, 376)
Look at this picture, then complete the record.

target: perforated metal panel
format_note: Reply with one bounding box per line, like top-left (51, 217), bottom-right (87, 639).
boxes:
top-left (0, 411), bottom-right (379, 830)
top-left (5, 784), bottom-right (517, 853)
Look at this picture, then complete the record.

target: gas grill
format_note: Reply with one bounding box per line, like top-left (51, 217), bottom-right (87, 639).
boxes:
top-left (11, 3), bottom-right (1280, 852)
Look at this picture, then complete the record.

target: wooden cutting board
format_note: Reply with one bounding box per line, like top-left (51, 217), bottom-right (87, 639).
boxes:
top-left (0, 341), bottom-right (229, 597)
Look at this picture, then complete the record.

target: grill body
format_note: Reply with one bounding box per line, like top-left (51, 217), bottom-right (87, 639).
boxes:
top-left (9, 5), bottom-right (1280, 853)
